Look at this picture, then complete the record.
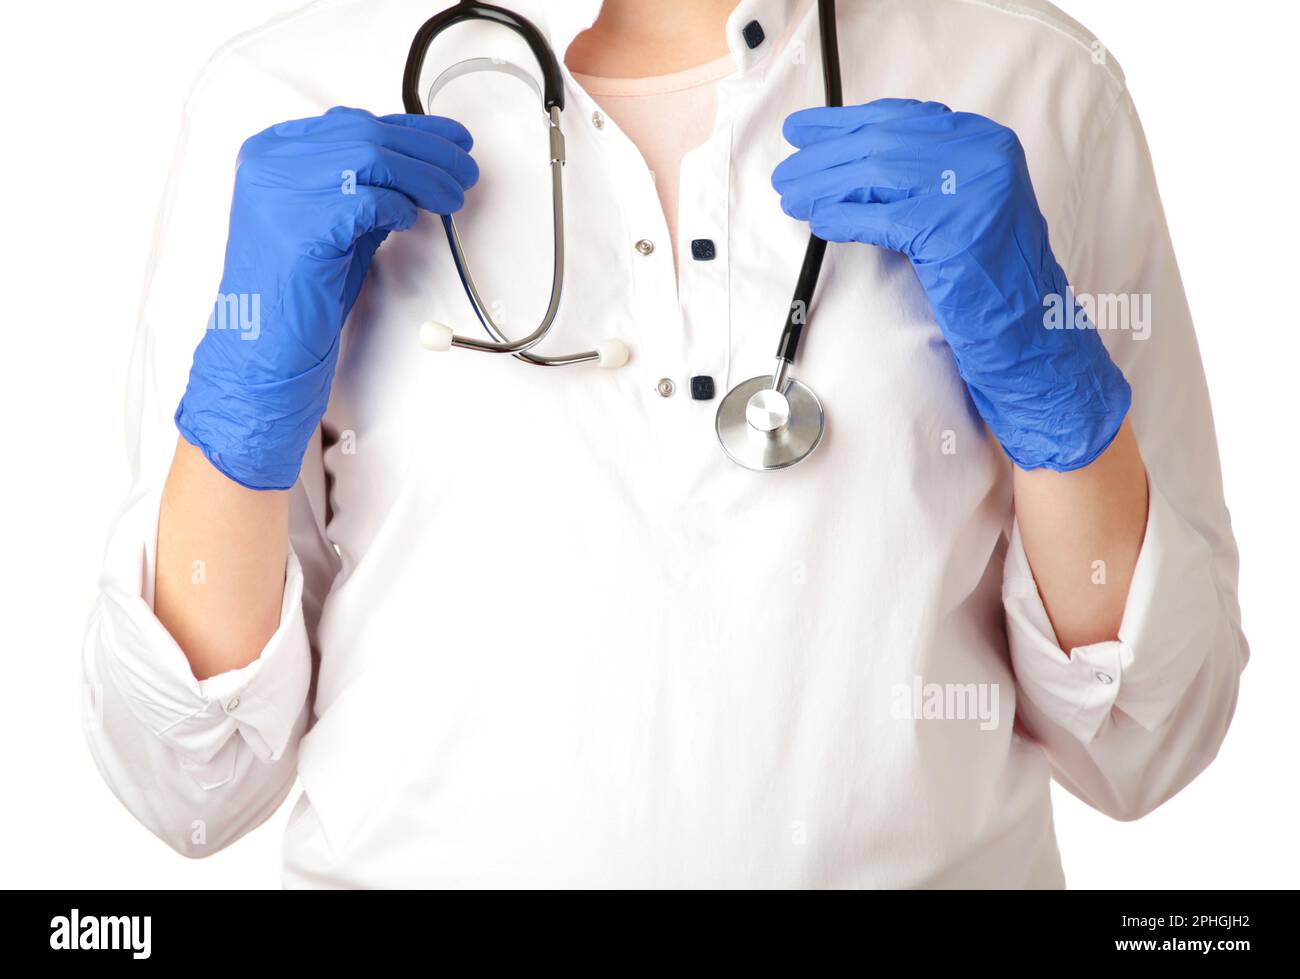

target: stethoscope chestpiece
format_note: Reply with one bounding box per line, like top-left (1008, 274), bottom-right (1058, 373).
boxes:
top-left (715, 373), bottom-right (825, 472)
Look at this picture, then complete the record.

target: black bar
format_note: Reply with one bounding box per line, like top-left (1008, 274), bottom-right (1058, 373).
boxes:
top-left (4, 889), bottom-right (1286, 965)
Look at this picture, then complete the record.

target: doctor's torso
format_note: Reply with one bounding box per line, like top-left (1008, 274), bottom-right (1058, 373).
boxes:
top-left (153, 0), bottom-right (1126, 887)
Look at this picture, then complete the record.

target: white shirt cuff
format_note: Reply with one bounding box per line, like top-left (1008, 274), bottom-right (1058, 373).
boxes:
top-left (1003, 475), bottom-right (1220, 744)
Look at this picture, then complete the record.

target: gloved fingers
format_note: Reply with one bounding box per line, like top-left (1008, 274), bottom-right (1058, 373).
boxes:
top-left (775, 155), bottom-right (920, 221)
top-left (343, 120), bottom-right (479, 190)
top-left (807, 199), bottom-right (917, 253)
top-left (772, 126), bottom-right (934, 192)
top-left (773, 130), bottom-right (880, 186)
top-left (377, 112), bottom-right (474, 152)
top-left (346, 186), bottom-right (421, 238)
top-left (782, 99), bottom-right (951, 147)
top-left (348, 143), bottom-right (472, 214)
top-left (313, 186), bottom-right (418, 256)
top-left (261, 107), bottom-right (479, 189)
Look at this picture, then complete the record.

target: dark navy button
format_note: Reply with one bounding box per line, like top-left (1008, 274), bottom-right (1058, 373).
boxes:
top-left (690, 375), bottom-right (716, 401)
top-left (690, 238), bottom-right (716, 261)
top-left (742, 20), bottom-right (765, 49)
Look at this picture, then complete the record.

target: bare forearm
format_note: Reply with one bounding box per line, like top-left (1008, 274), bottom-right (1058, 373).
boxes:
top-left (156, 437), bottom-right (289, 680)
top-left (1013, 419), bottom-right (1149, 651)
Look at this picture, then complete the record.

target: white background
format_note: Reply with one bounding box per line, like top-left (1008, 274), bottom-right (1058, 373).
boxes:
top-left (0, 1), bottom-right (1295, 889)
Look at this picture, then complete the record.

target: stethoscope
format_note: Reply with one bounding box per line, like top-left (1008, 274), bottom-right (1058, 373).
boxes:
top-left (404, 0), bottom-right (842, 471)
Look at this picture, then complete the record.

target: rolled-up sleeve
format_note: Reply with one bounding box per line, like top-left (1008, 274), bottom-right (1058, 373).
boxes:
top-left (1002, 79), bottom-right (1247, 821)
top-left (1006, 476), bottom-right (1224, 746)
top-left (83, 487), bottom-right (313, 854)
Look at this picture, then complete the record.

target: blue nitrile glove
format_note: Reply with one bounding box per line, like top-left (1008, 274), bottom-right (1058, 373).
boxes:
top-left (771, 99), bottom-right (1130, 471)
top-left (176, 106), bottom-right (478, 490)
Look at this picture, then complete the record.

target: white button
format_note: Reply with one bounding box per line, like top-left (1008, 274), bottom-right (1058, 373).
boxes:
top-left (635, 239), bottom-right (655, 256)
top-left (656, 378), bottom-right (675, 397)
top-left (1094, 671), bottom-right (1113, 685)
top-left (226, 696), bottom-right (241, 711)
top-left (591, 110), bottom-right (605, 130)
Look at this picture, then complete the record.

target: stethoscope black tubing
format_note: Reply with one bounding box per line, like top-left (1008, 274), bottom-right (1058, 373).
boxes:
top-left (403, 0), bottom-right (566, 114)
top-left (775, 0), bottom-right (842, 366)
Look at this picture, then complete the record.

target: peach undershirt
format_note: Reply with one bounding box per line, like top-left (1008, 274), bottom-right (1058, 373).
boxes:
top-left (570, 52), bottom-right (737, 271)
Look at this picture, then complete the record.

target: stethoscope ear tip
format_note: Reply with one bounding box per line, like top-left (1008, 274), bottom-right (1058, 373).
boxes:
top-left (595, 339), bottom-right (630, 369)
top-left (419, 320), bottom-right (455, 352)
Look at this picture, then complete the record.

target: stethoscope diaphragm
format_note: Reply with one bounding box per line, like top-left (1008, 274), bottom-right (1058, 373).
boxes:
top-left (715, 374), bottom-right (825, 471)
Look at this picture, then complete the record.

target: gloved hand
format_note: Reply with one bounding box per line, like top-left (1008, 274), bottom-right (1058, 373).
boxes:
top-left (771, 99), bottom-right (1130, 472)
top-left (176, 106), bottom-right (478, 490)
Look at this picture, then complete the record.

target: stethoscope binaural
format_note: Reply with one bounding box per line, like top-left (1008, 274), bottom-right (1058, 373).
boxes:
top-left (403, 0), bottom-right (843, 471)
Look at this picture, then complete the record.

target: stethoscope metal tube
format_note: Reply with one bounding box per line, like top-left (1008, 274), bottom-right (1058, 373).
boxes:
top-left (430, 102), bottom-right (570, 361)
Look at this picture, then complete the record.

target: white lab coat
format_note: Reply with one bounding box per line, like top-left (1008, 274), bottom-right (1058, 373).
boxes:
top-left (82, 0), bottom-right (1246, 887)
